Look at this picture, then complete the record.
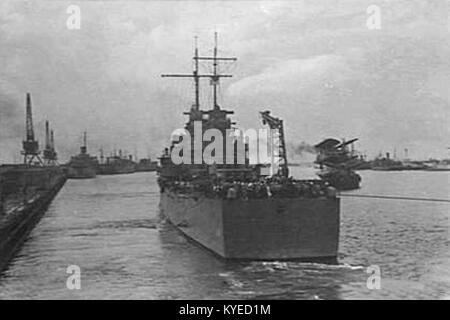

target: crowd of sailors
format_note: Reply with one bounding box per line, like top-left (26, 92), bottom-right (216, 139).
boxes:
top-left (158, 175), bottom-right (337, 200)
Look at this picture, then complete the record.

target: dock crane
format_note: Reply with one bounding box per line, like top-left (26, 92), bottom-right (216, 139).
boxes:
top-left (21, 93), bottom-right (43, 165)
top-left (260, 110), bottom-right (289, 178)
top-left (43, 121), bottom-right (59, 166)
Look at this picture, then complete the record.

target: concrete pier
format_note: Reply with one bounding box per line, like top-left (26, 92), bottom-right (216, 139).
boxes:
top-left (0, 165), bottom-right (66, 272)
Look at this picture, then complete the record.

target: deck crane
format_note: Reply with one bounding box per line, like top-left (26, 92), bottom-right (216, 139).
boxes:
top-left (260, 110), bottom-right (289, 178)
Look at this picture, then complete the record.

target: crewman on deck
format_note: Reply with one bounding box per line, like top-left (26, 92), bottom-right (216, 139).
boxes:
top-left (227, 186), bottom-right (237, 199)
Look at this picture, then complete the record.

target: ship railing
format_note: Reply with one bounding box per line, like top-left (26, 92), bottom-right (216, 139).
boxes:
top-left (159, 177), bottom-right (336, 200)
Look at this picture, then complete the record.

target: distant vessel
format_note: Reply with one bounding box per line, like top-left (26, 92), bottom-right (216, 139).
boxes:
top-left (371, 153), bottom-right (405, 171)
top-left (425, 162), bottom-right (450, 171)
top-left (423, 150), bottom-right (450, 171)
top-left (67, 132), bottom-right (97, 179)
top-left (402, 161), bottom-right (427, 170)
top-left (135, 158), bottom-right (158, 172)
top-left (97, 150), bottom-right (136, 175)
top-left (157, 34), bottom-right (340, 261)
top-left (353, 156), bottom-right (372, 170)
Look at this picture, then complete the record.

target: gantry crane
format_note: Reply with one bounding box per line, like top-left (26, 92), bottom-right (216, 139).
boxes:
top-left (21, 93), bottom-right (43, 165)
top-left (43, 120), bottom-right (58, 165)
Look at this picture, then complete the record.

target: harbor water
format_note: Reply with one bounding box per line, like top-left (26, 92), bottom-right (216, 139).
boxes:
top-left (0, 168), bottom-right (448, 299)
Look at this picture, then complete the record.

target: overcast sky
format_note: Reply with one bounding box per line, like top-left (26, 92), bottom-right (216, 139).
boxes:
top-left (0, 0), bottom-right (448, 162)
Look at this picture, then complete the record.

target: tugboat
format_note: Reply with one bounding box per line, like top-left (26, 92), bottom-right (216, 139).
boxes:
top-left (314, 138), bottom-right (361, 190)
top-left (67, 132), bottom-right (97, 179)
top-left (157, 34), bottom-right (340, 260)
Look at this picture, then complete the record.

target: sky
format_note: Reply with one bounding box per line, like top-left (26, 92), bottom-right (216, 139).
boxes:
top-left (0, 0), bottom-right (449, 163)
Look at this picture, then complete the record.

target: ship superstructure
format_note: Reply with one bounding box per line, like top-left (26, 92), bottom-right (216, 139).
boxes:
top-left (97, 149), bottom-right (136, 175)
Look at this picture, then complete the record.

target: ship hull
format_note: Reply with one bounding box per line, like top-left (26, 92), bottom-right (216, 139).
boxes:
top-left (160, 190), bottom-right (340, 260)
top-left (425, 165), bottom-right (450, 171)
top-left (97, 165), bottom-right (135, 175)
top-left (135, 166), bottom-right (157, 172)
top-left (372, 165), bottom-right (405, 171)
top-left (67, 166), bottom-right (96, 179)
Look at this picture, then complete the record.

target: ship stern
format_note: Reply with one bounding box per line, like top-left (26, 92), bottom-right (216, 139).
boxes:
top-left (222, 197), bottom-right (340, 260)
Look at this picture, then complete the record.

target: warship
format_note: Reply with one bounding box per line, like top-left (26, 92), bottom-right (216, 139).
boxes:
top-left (157, 34), bottom-right (340, 260)
top-left (67, 132), bottom-right (98, 179)
top-left (0, 93), bottom-right (66, 271)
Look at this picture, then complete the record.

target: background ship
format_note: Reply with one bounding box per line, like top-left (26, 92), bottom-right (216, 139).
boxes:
top-left (97, 150), bottom-right (136, 175)
top-left (157, 34), bottom-right (340, 261)
top-left (67, 132), bottom-right (98, 179)
top-left (135, 158), bottom-right (158, 172)
top-left (372, 152), bottom-right (407, 171)
top-left (424, 160), bottom-right (450, 171)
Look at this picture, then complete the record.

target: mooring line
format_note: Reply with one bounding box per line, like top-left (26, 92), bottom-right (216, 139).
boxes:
top-left (338, 193), bottom-right (450, 203)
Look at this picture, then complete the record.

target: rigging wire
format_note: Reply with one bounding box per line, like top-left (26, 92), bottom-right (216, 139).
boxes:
top-left (338, 193), bottom-right (450, 203)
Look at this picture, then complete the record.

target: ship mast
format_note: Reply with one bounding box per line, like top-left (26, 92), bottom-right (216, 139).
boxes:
top-left (212, 32), bottom-right (218, 109)
top-left (161, 33), bottom-right (236, 111)
top-left (194, 36), bottom-right (200, 110)
top-left (196, 32), bottom-right (237, 110)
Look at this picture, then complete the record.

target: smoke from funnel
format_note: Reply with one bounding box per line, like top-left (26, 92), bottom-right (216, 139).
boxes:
top-left (289, 141), bottom-right (317, 156)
